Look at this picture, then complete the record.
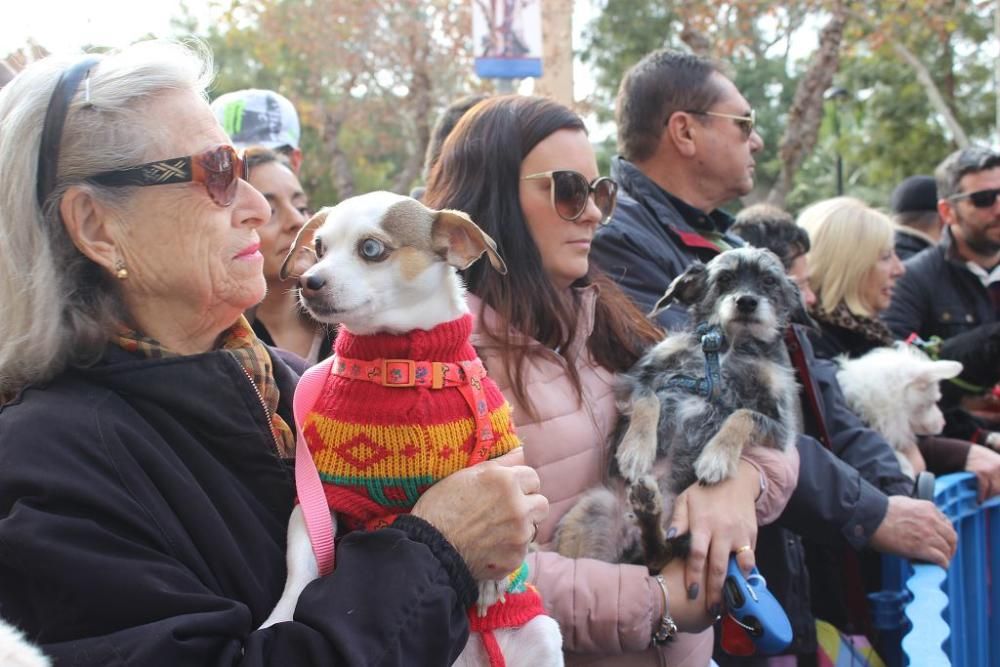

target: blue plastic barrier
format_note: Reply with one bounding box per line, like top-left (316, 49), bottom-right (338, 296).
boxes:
top-left (872, 473), bottom-right (1000, 666)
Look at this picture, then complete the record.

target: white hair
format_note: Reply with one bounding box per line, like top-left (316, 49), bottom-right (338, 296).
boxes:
top-left (0, 40), bottom-right (214, 397)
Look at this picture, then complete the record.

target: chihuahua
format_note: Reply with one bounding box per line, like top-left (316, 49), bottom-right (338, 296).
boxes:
top-left (261, 191), bottom-right (562, 666)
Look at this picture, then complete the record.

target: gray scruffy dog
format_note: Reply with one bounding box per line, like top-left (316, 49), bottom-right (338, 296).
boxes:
top-left (555, 247), bottom-right (801, 571)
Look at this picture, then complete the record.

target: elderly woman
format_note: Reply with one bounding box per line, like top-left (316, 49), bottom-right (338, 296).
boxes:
top-left (243, 146), bottom-right (334, 364)
top-left (0, 41), bottom-right (547, 665)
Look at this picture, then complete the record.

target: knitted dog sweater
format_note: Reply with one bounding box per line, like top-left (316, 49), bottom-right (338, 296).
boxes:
top-left (302, 314), bottom-right (522, 530)
top-left (298, 314), bottom-right (547, 665)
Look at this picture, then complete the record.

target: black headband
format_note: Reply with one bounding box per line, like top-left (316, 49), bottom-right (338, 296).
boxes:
top-left (36, 56), bottom-right (101, 209)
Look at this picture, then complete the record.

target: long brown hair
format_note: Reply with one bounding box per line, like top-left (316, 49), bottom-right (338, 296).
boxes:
top-left (424, 95), bottom-right (661, 418)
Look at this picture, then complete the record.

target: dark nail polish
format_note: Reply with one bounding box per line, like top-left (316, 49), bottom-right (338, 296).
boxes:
top-left (666, 527), bottom-right (678, 539)
top-left (709, 603), bottom-right (722, 618)
top-left (687, 583), bottom-right (699, 600)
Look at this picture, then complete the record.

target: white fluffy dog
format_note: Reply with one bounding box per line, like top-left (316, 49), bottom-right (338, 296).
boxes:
top-left (836, 344), bottom-right (962, 478)
top-left (0, 618), bottom-right (49, 667)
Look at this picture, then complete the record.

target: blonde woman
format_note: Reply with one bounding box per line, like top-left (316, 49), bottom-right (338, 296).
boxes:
top-left (797, 196), bottom-right (905, 359)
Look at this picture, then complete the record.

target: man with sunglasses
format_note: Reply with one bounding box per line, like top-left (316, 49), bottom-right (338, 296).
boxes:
top-left (592, 49), bottom-right (762, 330)
top-left (883, 146), bottom-right (1000, 444)
top-left (590, 48), bottom-right (956, 662)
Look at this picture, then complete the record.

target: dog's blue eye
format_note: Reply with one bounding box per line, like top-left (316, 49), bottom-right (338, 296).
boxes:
top-left (762, 275), bottom-right (778, 287)
top-left (360, 238), bottom-right (386, 261)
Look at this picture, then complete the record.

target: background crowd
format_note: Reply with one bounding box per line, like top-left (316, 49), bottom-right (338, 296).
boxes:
top-left (1, 33), bottom-right (998, 667)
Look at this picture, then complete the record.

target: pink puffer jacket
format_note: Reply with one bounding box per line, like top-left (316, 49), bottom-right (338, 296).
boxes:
top-left (468, 287), bottom-right (799, 666)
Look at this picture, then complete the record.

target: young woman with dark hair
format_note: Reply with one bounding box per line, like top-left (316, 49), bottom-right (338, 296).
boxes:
top-left (425, 95), bottom-right (798, 666)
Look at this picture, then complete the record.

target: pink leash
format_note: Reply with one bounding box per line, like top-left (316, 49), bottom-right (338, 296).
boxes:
top-left (292, 356), bottom-right (337, 576)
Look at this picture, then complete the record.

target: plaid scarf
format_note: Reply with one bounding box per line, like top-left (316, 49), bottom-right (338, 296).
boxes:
top-left (114, 315), bottom-right (295, 457)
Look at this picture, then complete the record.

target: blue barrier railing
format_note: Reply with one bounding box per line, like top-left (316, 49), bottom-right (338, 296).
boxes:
top-left (873, 473), bottom-right (1000, 667)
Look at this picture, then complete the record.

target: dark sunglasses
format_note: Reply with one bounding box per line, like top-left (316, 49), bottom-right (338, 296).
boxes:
top-left (522, 170), bottom-right (618, 225)
top-left (949, 187), bottom-right (1000, 209)
top-left (682, 109), bottom-right (757, 140)
top-left (90, 145), bottom-right (249, 207)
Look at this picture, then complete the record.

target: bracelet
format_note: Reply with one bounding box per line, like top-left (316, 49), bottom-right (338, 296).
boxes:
top-left (651, 575), bottom-right (678, 645)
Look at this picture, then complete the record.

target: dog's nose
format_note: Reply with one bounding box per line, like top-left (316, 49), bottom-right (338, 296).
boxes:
top-left (736, 295), bottom-right (758, 313)
top-left (300, 274), bottom-right (326, 294)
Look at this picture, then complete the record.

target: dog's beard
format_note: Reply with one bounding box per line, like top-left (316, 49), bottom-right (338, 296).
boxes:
top-left (714, 297), bottom-right (783, 344)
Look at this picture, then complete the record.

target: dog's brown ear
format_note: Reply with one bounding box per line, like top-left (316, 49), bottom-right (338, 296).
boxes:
top-left (431, 209), bottom-right (508, 274)
top-left (279, 208), bottom-right (329, 281)
top-left (650, 263), bottom-right (707, 316)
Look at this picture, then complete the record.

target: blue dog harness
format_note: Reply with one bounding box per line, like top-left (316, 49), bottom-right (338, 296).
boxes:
top-left (663, 323), bottom-right (725, 403)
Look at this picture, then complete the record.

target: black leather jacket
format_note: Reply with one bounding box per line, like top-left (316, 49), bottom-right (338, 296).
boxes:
top-left (0, 344), bottom-right (475, 666)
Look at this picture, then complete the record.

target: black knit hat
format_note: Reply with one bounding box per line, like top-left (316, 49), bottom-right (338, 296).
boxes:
top-left (890, 175), bottom-right (938, 214)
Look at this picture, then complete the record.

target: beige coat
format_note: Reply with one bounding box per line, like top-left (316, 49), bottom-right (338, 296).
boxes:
top-left (469, 287), bottom-right (799, 666)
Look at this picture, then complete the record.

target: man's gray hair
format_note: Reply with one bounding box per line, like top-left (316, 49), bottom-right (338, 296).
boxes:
top-left (615, 49), bottom-right (725, 163)
top-left (0, 40), bottom-right (213, 397)
top-left (935, 145), bottom-right (1000, 200)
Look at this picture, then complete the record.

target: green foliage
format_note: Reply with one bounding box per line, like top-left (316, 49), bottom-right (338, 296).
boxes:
top-left (182, 0), bottom-right (481, 203)
top-left (579, 0), bottom-right (679, 122)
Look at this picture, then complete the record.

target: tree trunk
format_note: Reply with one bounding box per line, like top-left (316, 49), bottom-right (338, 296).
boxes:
top-left (767, 3), bottom-right (847, 206)
top-left (321, 104), bottom-right (357, 200)
top-left (845, 4), bottom-right (969, 148)
top-left (392, 60), bottom-right (434, 194)
top-left (892, 40), bottom-right (969, 148)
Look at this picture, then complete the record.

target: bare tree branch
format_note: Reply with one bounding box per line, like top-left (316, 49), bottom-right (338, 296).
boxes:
top-left (767, 1), bottom-right (848, 205)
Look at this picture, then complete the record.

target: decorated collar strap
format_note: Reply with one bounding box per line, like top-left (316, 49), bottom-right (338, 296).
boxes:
top-left (664, 323), bottom-right (726, 403)
top-left (331, 355), bottom-right (496, 465)
top-left (333, 356), bottom-right (486, 389)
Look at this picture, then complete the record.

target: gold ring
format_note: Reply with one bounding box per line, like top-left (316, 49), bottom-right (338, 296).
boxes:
top-left (735, 544), bottom-right (752, 555)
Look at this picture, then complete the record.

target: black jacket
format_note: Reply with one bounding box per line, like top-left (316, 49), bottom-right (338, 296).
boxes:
top-left (0, 345), bottom-right (475, 666)
top-left (593, 157), bottom-right (745, 331)
top-left (894, 228), bottom-right (934, 262)
top-left (883, 227), bottom-right (996, 342)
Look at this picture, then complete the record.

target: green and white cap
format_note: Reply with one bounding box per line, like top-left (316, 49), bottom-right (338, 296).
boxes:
top-left (211, 89), bottom-right (300, 151)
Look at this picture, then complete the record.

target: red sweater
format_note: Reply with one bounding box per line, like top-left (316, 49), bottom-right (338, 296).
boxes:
top-left (302, 314), bottom-right (521, 529)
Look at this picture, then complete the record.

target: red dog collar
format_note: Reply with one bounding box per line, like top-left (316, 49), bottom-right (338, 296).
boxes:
top-left (332, 355), bottom-right (496, 465)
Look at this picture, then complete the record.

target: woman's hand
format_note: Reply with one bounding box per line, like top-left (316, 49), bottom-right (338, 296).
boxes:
top-left (411, 448), bottom-right (549, 581)
top-left (657, 557), bottom-right (713, 633)
top-left (668, 459), bottom-right (760, 614)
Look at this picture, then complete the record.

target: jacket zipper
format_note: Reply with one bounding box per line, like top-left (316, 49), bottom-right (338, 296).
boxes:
top-left (240, 366), bottom-right (284, 461)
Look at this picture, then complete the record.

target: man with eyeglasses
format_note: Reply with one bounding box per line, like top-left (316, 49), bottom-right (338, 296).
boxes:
top-left (590, 48), bottom-right (956, 663)
top-left (592, 49), bottom-right (761, 330)
top-left (883, 145), bottom-right (1000, 445)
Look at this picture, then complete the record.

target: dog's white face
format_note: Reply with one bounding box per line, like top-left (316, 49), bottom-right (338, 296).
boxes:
top-left (279, 191), bottom-right (505, 335)
top-left (901, 360), bottom-right (961, 436)
top-left (837, 345), bottom-right (962, 447)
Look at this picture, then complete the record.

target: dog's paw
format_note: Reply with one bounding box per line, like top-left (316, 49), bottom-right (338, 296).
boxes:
top-left (616, 443), bottom-right (655, 483)
top-left (693, 449), bottom-right (739, 486)
top-left (477, 579), bottom-right (507, 616)
top-left (628, 475), bottom-right (662, 517)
